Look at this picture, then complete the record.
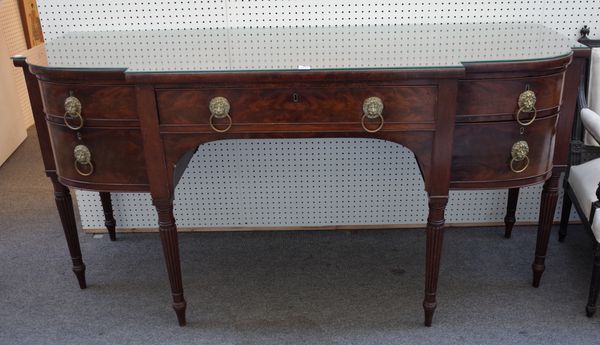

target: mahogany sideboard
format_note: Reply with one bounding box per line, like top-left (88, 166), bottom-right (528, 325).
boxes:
top-left (12, 24), bottom-right (591, 326)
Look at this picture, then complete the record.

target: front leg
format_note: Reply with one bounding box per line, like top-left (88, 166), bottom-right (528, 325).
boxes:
top-left (50, 174), bottom-right (86, 289)
top-left (153, 198), bottom-right (187, 326)
top-left (423, 196), bottom-right (448, 326)
top-left (532, 172), bottom-right (561, 287)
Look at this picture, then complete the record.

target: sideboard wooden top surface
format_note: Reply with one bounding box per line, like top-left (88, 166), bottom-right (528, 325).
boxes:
top-left (13, 23), bottom-right (582, 73)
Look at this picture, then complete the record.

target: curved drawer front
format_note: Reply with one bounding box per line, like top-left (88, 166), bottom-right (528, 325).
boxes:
top-left (48, 123), bottom-right (149, 191)
top-left (457, 73), bottom-right (564, 121)
top-left (40, 81), bottom-right (138, 123)
top-left (157, 86), bottom-right (437, 125)
top-left (450, 114), bottom-right (558, 188)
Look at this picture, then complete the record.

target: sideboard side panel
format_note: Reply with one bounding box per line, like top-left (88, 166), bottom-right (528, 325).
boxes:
top-left (553, 51), bottom-right (589, 170)
top-left (15, 61), bottom-right (55, 174)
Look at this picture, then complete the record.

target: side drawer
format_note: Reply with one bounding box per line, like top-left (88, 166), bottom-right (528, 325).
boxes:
top-left (157, 86), bottom-right (437, 125)
top-left (48, 123), bottom-right (149, 191)
top-left (450, 114), bottom-right (557, 187)
top-left (40, 81), bottom-right (138, 122)
top-left (457, 73), bottom-right (564, 120)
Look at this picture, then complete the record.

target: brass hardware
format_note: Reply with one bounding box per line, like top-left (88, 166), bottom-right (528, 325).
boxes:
top-left (64, 96), bottom-right (84, 130)
top-left (510, 155), bottom-right (530, 173)
top-left (518, 90), bottom-right (536, 110)
top-left (209, 96), bottom-right (230, 119)
top-left (209, 96), bottom-right (232, 133)
top-left (361, 97), bottom-right (384, 133)
top-left (363, 97), bottom-right (384, 119)
top-left (516, 90), bottom-right (537, 126)
top-left (510, 140), bottom-right (530, 173)
top-left (74, 144), bottom-right (94, 176)
top-left (511, 140), bottom-right (529, 160)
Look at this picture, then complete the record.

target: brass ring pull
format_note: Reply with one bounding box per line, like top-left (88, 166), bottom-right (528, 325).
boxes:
top-left (362, 97), bottom-right (384, 133)
top-left (64, 96), bottom-right (83, 130)
top-left (74, 144), bottom-right (94, 176)
top-left (64, 112), bottom-right (84, 130)
top-left (510, 156), bottom-right (530, 173)
top-left (516, 107), bottom-right (537, 126)
top-left (209, 113), bottom-right (232, 133)
top-left (361, 114), bottom-right (384, 133)
top-left (209, 96), bottom-right (232, 133)
top-left (510, 140), bottom-right (530, 173)
top-left (516, 90), bottom-right (537, 126)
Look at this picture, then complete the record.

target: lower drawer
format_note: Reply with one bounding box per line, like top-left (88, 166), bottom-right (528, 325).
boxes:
top-left (48, 123), bottom-right (149, 191)
top-left (450, 115), bottom-right (557, 188)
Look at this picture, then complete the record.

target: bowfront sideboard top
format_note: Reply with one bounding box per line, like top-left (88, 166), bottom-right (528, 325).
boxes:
top-left (18, 23), bottom-right (582, 72)
top-left (12, 22), bottom-right (590, 327)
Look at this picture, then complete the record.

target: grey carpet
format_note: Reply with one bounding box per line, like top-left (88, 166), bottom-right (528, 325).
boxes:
top-left (1, 128), bottom-right (599, 345)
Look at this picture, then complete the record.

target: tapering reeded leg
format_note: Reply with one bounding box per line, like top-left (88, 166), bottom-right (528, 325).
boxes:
top-left (423, 197), bottom-right (448, 327)
top-left (50, 175), bottom-right (86, 289)
top-left (532, 173), bottom-right (561, 288)
top-left (587, 245), bottom-right (600, 317)
top-left (99, 192), bottom-right (117, 241)
top-left (154, 199), bottom-right (187, 326)
top-left (558, 189), bottom-right (572, 243)
top-left (504, 188), bottom-right (520, 239)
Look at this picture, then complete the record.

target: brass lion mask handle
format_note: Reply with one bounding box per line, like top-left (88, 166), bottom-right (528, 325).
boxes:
top-left (516, 90), bottom-right (537, 126)
top-left (64, 95), bottom-right (84, 130)
top-left (209, 96), bottom-right (232, 133)
top-left (510, 140), bottom-right (530, 173)
top-left (361, 97), bottom-right (384, 133)
top-left (74, 144), bottom-right (94, 176)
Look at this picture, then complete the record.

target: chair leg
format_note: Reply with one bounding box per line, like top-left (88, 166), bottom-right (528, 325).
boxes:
top-left (504, 188), bottom-right (519, 239)
top-left (558, 189), bottom-right (572, 243)
top-left (586, 244), bottom-right (600, 317)
top-left (99, 192), bottom-right (117, 241)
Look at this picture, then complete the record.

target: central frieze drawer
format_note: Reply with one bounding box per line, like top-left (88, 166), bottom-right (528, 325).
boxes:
top-left (156, 86), bottom-right (437, 125)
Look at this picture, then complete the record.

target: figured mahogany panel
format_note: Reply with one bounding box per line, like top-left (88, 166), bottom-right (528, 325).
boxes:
top-left (456, 73), bottom-right (564, 121)
top-left (450, 114), bottom-right (558, 188)
top-left (47, 123), bottom-right (149, 191)
top-left (40, 81), bottom-right (138, 121)
top-left (156, 85), bottom-right (437, 125)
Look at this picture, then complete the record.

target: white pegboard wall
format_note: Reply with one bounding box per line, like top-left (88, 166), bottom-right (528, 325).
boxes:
top-left (32, 0), bottom-right (595, 229)
top-left (37, 1), bottom-right (600, 41)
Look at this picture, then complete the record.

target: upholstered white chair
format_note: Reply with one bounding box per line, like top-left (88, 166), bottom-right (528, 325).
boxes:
top-left (559, 106), bottom-right (600, 317)
top-left (584, 48), bottom-right (600, 146)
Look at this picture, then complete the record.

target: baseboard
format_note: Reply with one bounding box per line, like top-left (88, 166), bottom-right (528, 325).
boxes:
top-left (84, 220), bottom-right (581, 234)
